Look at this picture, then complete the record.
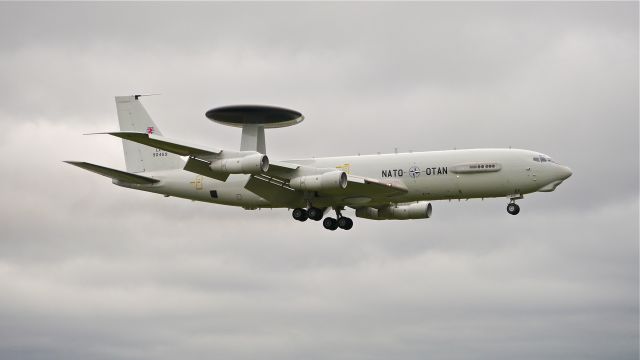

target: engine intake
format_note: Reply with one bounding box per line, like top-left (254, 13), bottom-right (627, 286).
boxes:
top-left (290, 171), bottom-right (348, 192)
top-left (209, 153), bottom-right (269, 174)
top-left (356, 202), bottom-right (432, 220)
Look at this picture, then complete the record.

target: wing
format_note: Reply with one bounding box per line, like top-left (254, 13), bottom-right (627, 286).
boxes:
top-left (246, 163), bottom-right (407, 205)
top-left (92, 131), bottom-right (231, 179)
top-left (91, 132), bottom-right (221, 157)
top-left (65, 161), bottom-right (159, 184)
top-left (88, 132), bottom-right (407, 202)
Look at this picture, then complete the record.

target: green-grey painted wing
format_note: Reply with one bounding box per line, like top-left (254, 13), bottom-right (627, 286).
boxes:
top-left (93, 132), bottom-right (221, 157)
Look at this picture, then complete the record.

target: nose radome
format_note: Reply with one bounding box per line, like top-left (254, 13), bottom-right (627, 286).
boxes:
top-left (559, 166), bottom-right (572, 180)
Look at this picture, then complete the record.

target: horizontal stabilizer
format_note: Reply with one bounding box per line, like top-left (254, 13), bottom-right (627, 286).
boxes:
top-left (91, 132), bottom-right (221, 157)
top-left (64, 161), bottom-right (159, 184)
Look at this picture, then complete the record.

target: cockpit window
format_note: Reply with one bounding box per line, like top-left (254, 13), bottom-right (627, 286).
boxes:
top-left (534, 154), bottom-right (557, 163)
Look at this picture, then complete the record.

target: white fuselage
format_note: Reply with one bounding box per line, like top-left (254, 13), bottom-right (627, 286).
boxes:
top-left (116, 148), bottom-right (572, 209)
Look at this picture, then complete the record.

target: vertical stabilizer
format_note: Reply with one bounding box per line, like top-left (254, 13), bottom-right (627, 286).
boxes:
top-left (115, 95), bottom-right (183, 173)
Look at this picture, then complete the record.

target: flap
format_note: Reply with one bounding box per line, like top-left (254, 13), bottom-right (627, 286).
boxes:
top-left (244, 175), bottom-right (300, 207)
top-left (183, 157), bottom-right (229, 182)
top-left (348, 175), bottom-right (407, 193)
top-left (339, 175), bottom-right (408, 197)
top-left (270, 161), bottom-right (300, 170)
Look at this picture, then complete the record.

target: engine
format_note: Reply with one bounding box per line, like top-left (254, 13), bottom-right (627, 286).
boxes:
top-left (209, 153), bottom-right (269, 174)
top-left (289, 171), bottom-right (348, 192)
top-left (356, 202), bottom-right (432, 220)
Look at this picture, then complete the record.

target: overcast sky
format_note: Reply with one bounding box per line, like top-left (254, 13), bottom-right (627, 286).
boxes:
top-left (0, 2), bottom-right (637, 360)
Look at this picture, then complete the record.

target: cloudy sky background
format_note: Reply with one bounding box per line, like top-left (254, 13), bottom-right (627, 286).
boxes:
top-left (0, 2), bottom-right (637, 359)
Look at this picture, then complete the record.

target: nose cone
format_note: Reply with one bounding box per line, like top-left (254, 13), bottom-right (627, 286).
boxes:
top-left (558, 166), bottom-right (572, 180)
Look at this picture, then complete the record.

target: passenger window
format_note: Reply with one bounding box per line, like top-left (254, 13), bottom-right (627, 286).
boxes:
top-left (540, 157), bottom-right (547, 162)
top-left (533, 157), bottom-right (540, 162)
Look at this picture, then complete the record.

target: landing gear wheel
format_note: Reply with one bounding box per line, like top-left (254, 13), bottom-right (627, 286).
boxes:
top-left (308, 207), bottom-right (324, 221)
top-left (323, 217), bottom-right (338, 230)
top-left (507, 203), bottom-right (520, 215)
top-left (292, 208), bottom-right (308, 221)
top-left (337, 217), bottom-right (353, 230)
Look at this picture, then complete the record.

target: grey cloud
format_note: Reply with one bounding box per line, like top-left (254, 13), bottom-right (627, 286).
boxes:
top-left (0, 2), bottom-right (637, 360)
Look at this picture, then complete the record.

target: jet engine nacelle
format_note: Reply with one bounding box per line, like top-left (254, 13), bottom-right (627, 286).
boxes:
top-left (209, 153), bottom-right (269, 174)
top-left (356, 202), bottom-right (433, 220)
top-left (289, 171), bottom-right (348, 192)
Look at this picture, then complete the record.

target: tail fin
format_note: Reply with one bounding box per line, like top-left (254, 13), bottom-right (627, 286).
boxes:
top-left (115, 95), bottom-right (183, 173)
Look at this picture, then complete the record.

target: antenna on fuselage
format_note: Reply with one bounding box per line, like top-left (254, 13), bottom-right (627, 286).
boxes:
top-left (134, 93), bottom-right (161, 100)
top-left (205, 105), bottom-right (304, 154)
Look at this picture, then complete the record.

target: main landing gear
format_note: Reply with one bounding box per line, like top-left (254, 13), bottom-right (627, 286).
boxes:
top-left (292, 207), bottom-right (309, 221)
top-left (322, 207), bottom-right (353, 231)
top-left (292, 207), bottom-right (323, 221)
top-left (307, 207), bottom-right (323, 221)
top-left (322, 215), bottom-right (353, 231)
top-left (292, 206), bottom-right (353, 230)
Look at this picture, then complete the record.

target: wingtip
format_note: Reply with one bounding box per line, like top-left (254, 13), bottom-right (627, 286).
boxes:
top-left (83, 132), bottom-right (114, 136)
top-left (83, 131), bottom-right (149, 137)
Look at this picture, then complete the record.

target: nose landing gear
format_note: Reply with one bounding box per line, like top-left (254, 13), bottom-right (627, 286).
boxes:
top-left (507, 203), bottom-right (520, 215)
top-left (507, 194), bottom-right (522, 215)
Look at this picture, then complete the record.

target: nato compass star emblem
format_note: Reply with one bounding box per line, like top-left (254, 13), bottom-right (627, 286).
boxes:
top-left (409, 166), bottom-right (421, 178)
